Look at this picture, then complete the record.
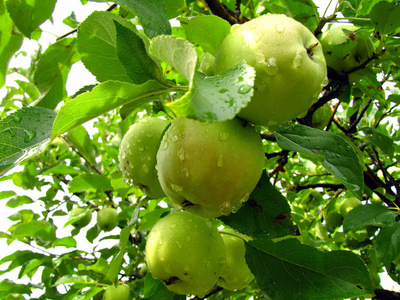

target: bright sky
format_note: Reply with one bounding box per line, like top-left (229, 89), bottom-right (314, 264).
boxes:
top-left (0, 0), bottom-right (399, 297)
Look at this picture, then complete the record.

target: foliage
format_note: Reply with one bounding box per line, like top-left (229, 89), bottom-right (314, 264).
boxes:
top-left (0, 0), bottom-right (399, 299)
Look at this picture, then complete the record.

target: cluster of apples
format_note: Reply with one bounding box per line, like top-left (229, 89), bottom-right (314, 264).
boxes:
top-left (114, 13), bottom-right (330, 297)
top-left (115, 12), bottom-right (375, 298)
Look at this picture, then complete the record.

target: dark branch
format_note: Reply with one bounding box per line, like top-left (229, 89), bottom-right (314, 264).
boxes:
top-left (373, 288), bottom-right (400, 300)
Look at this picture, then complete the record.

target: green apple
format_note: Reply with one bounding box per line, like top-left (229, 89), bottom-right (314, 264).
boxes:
top-left (323, 199), bottom-right (343, 232)
top-left (214, 14), bottom-right (327, 128)
top-left (68, 207), bottom-right (92, 228)
top-left (103, 284), bottom-right (130, 300)
top-left (339, 197), bottom-right (361, 217)
top-left (145, 211), bottom-right (226, 297)
top-left (320, 25), bottom-right (374, 81)
top-left (156, 117), bottom-right (265, 218)
top-left (312, 103), bottom-right (332, 129)
top-left (217, 228), bottom-right (254, 291)
top-left (97, 207), bottom-right (119, 232)
top-left (199, 52), bottom-right (215, 76)
top-left (118, 117), bottom-right (169, 198)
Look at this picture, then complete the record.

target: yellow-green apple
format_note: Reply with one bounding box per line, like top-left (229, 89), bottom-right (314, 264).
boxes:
top-left (145, 211), bottom-right (226, 297)
top-left (97, 207), bottom-right (119, 232)
top-left (214, 14), bottom-right (327, 128)
top-left (103, 284), bottom-right (130, 300)
top-left (68, 207), bottom-right (92, 228)
top-left (217, 228), bottom-right (254, 290)
top-left (118, 117), bottom-right (169, 198)
top-left (156, 117), bottom-right (265, 218)
top-left (320, 25), bottom-right (374, 82)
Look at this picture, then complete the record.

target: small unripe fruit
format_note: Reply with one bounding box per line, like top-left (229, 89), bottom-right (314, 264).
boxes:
top-left (218, 228), bottom-right (254, 290)
top-left (97, 207), bottom-right (119, 232)
top-left (69, 207), bottom-right (92, 228)
top-left (103, 284), bottom-right (130, 300)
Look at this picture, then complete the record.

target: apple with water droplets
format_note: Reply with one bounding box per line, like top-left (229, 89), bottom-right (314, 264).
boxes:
top-left (103, 284), bottom-right (130, 300)
top-left (218, 228), bottom-right (254, 291)
top-left (156, 117), bottom-right (265, 218)
top-left (97, 207), bottom-right (119, 232)
top-left (214, 14), bottom-right (327, 128)
top-left (145, 211), bottom-right (226, 297)
top-left (118, 117), bottom-right (169, 198)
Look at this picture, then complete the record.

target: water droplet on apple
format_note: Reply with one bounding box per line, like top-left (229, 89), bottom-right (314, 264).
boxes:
top-left (254, 33), bottom-right (262, 42)
top-left (170, 223), bottom-right (176, 229)
top-left (172, 135), bottom-right (179, 142)
top-left (162, 141), bottom-right (168, 150)
top-left (249, 22), bottom-right (257, 29)
top-left (219, 88), bottom-right (228, 93)
top-left (230, 24), bottom-right (240, 33)
top-left (219, 132), bottom-right (229, 141)
top-left (264, 57), bottom-right (278, 75)
top-left (293, 52), bottom-right (303, 68)
top-left (171, 184), bottom-right (183, 192)
top-left (12, 114), bottom-right (22, 123)
top-left (177, 146), bottom-right (185, 161)
top-left (255, 52), bottom-right (265, 64)
top-left (322, 76), bottom-right (329, 87)
top-left (185, 235), bottom-right (191, 241)
top-left (219, 201), bottom-right (231, 215)
top-left (158, 238), bottom-right (163, 245)
top-left (217, 154), bottom-right (223, 167)
top-left (231, 202), bottom-right (242, 213)
top-left (183, 167), bottom-right (189, 177)
top-left (150, 232), bottom-right (156, 239)
top-left (275, 23), bottom-right (285, 32)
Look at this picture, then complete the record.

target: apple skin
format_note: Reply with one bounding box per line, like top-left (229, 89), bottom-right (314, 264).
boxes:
top-left (312, 103), bottom-right (332, 129)
top-left (214, 14), bottom-right (327, 128)
top-left (156, 117), bottom-right (265, 218)
top-left (320, 25), bottom-right (374, 82)
top-left (103, 284), bottom-right (130, 300)
top-left (217, 228), bottom-right (254, 291)
top-left (145, 211), bottom-right (226, 297)
top-left (69, 207), bottom-right (92, 228)
top-left (118, 117), bottom-right (169, 199)
top-left (339, 197), bottom-right (361, 217)
top-left (97, 207), bottom-right (119, 232)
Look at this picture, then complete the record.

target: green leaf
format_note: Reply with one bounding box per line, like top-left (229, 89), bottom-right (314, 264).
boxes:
top-left (343, 204), bottom-right (397, 232)
top-left (0, 279), bottom-right (32, 298)
top-left (143, 272), bottom-right (182, 299)
top-left (182, 15), bottom-right (231, 56)
top-left (66, 125), bottom-right (98, 170)
top-left (53, 236), bottom-right (77, 248)
top-left (149, 34), bottom-right (197, 83)
top-left (6, 195), bottom-right (33, 208)
top-left (0, 190), bottom-right (15, 200)
top-left (274, 125), bottom-right (364, 199)
top-left (168, 63), bottom-right (255, 122)
top-left (53, 275), bottom-right (97, 287)
top-left (51, 80), bottom-right (169, 138)
top-left (115, 0), bottom-right (171, 38)
top-left (374, 222), bottom-right (400, 267)
top-left (219, 171), bottom-right (298, 239)
top-left (114, 21), bottom-right (165, 85)
top-left (163, 0), bottom-right (186, 19)
top-left (68, 174), bottom-right (113, 193)
top-left (5, 0), bottom-right (56, 38)
top-left (246, 238), bottom-right (374, 300)
top-left (0, 0), bottom-right (23, 88)
top-left (370, 1), bottom-right (400, 35)
top-left (12, 220), bottom-right (56, 241)
top-left (77, 11), bottom-right (135, 83)
top-left (0, 107), bottom-right (57, 176)
top-left (34, 38), bottom-right (79, 109)
top-left (360, 127), bottom-right (394, 159)
top-left (107, 225), bottom-right (132, 282)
